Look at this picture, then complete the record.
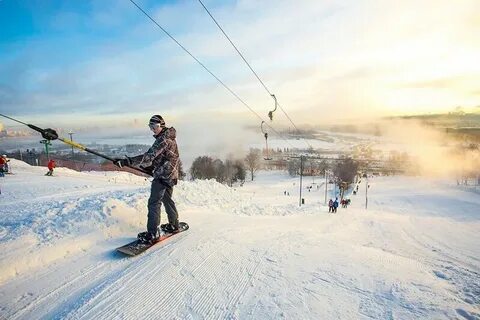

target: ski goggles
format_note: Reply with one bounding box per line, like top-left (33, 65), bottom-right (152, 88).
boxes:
top-left (149, 123), bottom-right (162, 130)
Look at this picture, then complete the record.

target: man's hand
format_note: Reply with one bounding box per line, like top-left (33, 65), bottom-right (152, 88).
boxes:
top-left (113, 157), bottom-right (131, 168)
top-left (140, 165), bottom-right (154, 176)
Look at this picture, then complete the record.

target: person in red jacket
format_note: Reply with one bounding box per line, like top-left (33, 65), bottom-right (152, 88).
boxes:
top-left (0, 155), bottom-right (6, 177)
top-left (45, 159), bottom-right (56, 176)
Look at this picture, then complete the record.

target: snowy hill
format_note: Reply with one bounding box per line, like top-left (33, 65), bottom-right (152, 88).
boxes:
top-left (0, 159), bottom-right (479, 319)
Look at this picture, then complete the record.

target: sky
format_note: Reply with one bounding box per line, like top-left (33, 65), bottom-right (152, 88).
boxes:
top-left (1, 0), bottom-right (480, 132)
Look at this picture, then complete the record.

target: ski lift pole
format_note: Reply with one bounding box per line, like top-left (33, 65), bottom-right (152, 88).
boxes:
top-left (324, 169), bottom-right (328, 204)
top-left (365, 174), bottom-right (369, 210)
top-left (0, 113), bottom-right (152, 176)
top-left (40, 139), bottom-right (51, 162)
top-left (299, 155), bottom-right (304, 207)
top-left (311, 162), bottom-right (314, 184)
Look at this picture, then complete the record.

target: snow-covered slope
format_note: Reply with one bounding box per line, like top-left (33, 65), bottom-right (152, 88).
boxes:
top-left (0, 160), bottom-right (479, 319)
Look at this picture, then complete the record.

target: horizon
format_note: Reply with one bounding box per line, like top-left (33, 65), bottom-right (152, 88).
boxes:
top-left (1, 108), bottom-right (479, 134)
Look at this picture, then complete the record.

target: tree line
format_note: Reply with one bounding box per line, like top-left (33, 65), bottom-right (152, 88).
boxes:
top-left (189, 148), bottom-right (262, 186)
top-left (188, 148), bottom-right (363, 190)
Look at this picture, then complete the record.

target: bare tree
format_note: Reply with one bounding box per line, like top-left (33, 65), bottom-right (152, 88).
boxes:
top-left (190, 156), bottom-right (215, 180)
top-left (333, 158), bottom-right (359, 184)
top-left (233, 160), bottom-right (246, 185)
top-left (213, 159), bottom-right (226, 183)
top-left (221, 159), bottom-right (236, 186)
top-left (178, 159), bottom-right (186, 180)
top-left (288, 159), bottom-right (301, 176)
top-left (244, 148), bottom-right (261, 181)
top-left (317, 160), bottom-right (331, 177)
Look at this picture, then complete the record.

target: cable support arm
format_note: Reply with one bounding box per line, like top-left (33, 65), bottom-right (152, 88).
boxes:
top-left (0, 114), bottom-right (152, 176)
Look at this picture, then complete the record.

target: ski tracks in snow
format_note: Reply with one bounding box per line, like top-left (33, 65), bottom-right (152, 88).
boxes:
top-left (60, 225), bottom-right (262, 319)
top-left (401, 224), bottom-right (480, 319)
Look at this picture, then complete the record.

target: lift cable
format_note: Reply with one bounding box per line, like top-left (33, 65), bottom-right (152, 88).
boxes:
top-left (196, 0), bottom-right (313, 149)
top-left (128, 0), bottom-right (295, 149)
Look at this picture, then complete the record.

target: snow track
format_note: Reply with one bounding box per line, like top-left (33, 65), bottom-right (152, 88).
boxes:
top-left (62, 226), bottom-right (263, 319)
top-left (1, 163), bottom-right (479, 319)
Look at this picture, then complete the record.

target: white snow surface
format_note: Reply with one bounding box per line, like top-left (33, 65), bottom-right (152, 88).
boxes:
top-left (0, 159), bottom-right (479, 319)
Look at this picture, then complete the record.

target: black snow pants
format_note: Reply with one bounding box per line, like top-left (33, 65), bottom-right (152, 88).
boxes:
top-left (147, 179), bottom-right (179, 234)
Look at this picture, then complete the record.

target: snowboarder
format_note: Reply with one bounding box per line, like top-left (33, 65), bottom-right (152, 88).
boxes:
top-left (114, 115), bottom-right (181, 244)
top-left (45, 159), bottom-right (55, 176)
top-left (328, 199), bottom-right (333, 212)
top-left (333, 197), bottom-right (339, 213)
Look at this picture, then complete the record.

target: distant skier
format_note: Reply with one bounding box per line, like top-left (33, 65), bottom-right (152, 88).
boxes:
top-left (328, 199), bottom-right (333, 213)
top-left (1, 155), bottom-right (9, 173)
top-left (0, 155), bottom-right (7, 177)
top-left (45, 159), bottom-right (56, 176)
top-left (114, 115), bottom-right (181, 244)
top-left (333, 197), bottom-right (339, 213)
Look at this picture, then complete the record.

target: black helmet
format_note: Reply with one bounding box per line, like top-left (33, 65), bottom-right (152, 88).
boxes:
top-left (149, 114), bottom-right (165, 127)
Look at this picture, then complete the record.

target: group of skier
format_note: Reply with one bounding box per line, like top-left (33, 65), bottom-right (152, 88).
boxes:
top-left (328, 198), bottom-right (339, 213)
top-left (1, 154), bottom-right (56, 177)
top-left (328, 197), bottom-right (351, 213)
top-left (341, 198), bottom-right (351, 208)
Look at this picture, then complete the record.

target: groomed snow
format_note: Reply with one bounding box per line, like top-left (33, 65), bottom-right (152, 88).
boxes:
top-left (0, 159), bottom-right (479, 319)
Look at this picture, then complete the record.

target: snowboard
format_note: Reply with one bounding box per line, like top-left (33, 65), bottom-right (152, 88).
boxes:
top-left (116, 222), bottom-right (189, 256)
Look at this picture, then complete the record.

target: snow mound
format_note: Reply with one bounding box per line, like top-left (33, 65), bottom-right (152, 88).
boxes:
top-left (176, 178), bottom-right (326, 216)
top-left (7, 158), bottom-right (33, 169)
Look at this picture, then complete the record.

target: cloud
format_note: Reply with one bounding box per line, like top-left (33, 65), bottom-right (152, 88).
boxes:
top-left (399, 77), bottom-right (464, 89)
top-left (1, 0), bottom-right (479, 128)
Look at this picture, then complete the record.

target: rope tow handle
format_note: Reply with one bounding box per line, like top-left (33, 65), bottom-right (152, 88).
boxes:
top-left (0, 113), bottom-right (152, 176)
top-left (268, 94), bottom-right (277, 121)
top-left (261, 121), bottom-right (272, 161)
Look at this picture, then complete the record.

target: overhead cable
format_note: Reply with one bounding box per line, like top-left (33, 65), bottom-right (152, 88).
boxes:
top-left (128, 0), bottom-right (295, 148)
top-left (196, 0), bottom-right (313, 149)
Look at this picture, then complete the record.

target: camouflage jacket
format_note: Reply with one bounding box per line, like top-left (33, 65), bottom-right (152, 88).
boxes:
top-left (131, 127), bottom-right (179, 186)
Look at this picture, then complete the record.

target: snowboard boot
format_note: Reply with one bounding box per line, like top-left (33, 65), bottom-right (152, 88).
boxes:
top-left (162, 223), bottom-right (180, 234)
top-left (137, 230), bottom-right (160, 244)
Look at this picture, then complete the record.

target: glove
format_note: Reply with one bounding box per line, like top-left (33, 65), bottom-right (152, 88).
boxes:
top-left (140, 165), bottom-right (154, 176)
top-left (113, 157), bottom-right (131, 168)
